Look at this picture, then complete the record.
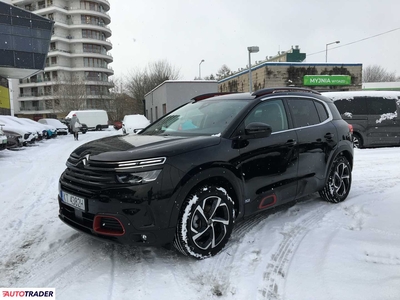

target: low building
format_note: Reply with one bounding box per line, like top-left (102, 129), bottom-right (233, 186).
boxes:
top-left (218, 62), bottom-right (363, 93)
top-left (144, 80), bottom-right (218, 122)
top-left (362, 82), bottom-right (400, 91)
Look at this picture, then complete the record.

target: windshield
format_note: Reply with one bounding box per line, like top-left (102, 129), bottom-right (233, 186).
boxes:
top-left (141, 99), bottom-right (249, 136)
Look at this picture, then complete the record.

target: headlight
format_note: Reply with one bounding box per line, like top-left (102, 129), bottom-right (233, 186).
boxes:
top-left (116, 170), bottom-right (161, 184)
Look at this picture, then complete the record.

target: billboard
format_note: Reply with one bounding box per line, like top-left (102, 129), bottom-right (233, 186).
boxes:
top-left (0, 85), bottom-right (10, 109)
top-left (303, 75), bottom-right (351, 86)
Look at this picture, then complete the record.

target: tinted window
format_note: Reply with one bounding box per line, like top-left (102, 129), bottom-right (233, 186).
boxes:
top-left (142, 99), bottom-right (249, 136)
top-left (334, 98), bottom-right (367, 115)
top-left (367, 97), bottom-right (397, 114)
top-left (245, 99), bottom-right (288, 133)
top-left (315, 101), bottom-right (329, 121)
top-left (287, 98), bottom-right (320, 128)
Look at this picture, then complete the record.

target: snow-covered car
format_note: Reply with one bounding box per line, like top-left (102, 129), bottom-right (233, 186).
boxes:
top-left (0, 123), bottom-right (7, 151)
top-left (121, 114), bottom-right (150, 134)
top-left (0, 116), bottom-right (36, 145)
top-left (38, 118), bottom-right (68, 135)
top-left (18, 117), bottom-right (50, 140)
top-left (1, 129), bottom-right (23, 149)
top-left (0, 116), bottom-right (43, 141)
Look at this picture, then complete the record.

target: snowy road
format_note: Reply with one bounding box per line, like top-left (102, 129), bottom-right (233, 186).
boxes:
top-left (1, 130), bottom-right (399, 300)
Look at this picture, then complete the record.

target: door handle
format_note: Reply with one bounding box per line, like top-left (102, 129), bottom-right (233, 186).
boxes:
top-left (324, 133), bottom-right (334, 140)
top-left (285, 139), bottom-right (297, 146)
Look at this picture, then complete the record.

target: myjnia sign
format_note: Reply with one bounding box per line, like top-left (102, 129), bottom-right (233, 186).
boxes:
top-left (303, 75), bottom-right (351, 86)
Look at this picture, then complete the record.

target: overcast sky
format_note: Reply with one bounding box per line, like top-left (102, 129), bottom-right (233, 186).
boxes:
top-left (108, 0), bottom-right (400, 80)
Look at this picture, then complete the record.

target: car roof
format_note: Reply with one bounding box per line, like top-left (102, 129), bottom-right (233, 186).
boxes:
top-left (193, 87), bottom-right (331, 103)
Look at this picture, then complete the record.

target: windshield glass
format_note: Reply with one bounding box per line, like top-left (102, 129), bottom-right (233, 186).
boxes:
top-left (141, 99), bottom-right (249, 136)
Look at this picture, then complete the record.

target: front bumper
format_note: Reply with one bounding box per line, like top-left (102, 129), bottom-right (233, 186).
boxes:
top-left (58, 163), bottom-right (180, 246)
top-left (58, 193), bottom-right (176, 246)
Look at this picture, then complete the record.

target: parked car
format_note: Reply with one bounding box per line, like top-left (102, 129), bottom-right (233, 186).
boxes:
top-left (18, 117), bottom-right (49, 140)
top-left (38, 118), bottom-right (68, 135)
top-left (0, 116), bottom-right (39, 142)
top-left (0, 116), bottom-right (36, 145)
top-left (121, 114), bottom-right (150, 134)
top-left (58, 87), bottom-right (354, 259)
top-left (322, 91), bottom-right (400, 148)
top-left (113, 121), bottom-right (122, 130)
top-left (0, 123), bottom-right (7, 151)
top-left (2, 130), bottom-right (23, 149)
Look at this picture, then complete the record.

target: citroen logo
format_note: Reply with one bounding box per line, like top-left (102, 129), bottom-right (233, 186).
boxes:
top-left (80, 154), bottom-right (90, 166)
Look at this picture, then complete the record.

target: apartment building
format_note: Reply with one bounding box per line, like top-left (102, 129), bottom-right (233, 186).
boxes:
top-left (11, 0), bottom-right (113, 119)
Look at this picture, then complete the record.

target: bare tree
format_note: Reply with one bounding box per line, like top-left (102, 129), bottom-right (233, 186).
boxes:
top-left (363, 65), bottom-right (398, 82)
top-left (108, 77), bottom-right (139, 121)
top-left (216, 64), bottom-right (232, 80)
top-left (53, 74), bottom-right (87, 115)
top-left (125, 60), bottom-right (180, 113)
top-left (203, 74), bottom-right (216, 80)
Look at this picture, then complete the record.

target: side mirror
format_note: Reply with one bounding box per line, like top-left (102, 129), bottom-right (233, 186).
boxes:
top-left (245, 122), bottom-right (272, 138)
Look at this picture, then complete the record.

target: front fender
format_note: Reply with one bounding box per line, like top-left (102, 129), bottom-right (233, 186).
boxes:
top-left (167, 165), bottom-right (245, 228)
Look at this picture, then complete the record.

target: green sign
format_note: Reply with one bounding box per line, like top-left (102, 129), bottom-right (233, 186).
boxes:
top-left (303, 75), bottom-right (351, 86)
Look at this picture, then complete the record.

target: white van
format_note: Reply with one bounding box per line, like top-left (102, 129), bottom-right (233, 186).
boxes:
top-left (66, 110), bottom-right (109, 131)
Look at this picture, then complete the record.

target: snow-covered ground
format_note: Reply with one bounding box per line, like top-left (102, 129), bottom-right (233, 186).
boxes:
top-left (0, 129), bottom-right (399, 300)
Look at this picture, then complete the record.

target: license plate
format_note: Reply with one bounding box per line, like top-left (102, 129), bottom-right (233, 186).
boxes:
top-left (62, 191), bottom-right (85, 211)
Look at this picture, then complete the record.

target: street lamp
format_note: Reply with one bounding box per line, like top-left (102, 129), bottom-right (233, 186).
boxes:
top-left (247, 46), bottom-right (259, 93)
top-left (325, 40), bottom-right (340, 62)
top-left (199, 59), bottom-right (204, 79)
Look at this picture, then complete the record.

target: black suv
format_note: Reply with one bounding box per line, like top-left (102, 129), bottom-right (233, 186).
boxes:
top-left (58, 88), bottom-right (354, 259)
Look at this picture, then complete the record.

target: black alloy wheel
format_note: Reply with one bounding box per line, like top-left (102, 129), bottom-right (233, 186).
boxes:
top-left (174, 185), bottom-right (235, 259)
top-left (320, 156), bottom-right (352, 203)
top-left (352, 134), bottom-right (363, 149)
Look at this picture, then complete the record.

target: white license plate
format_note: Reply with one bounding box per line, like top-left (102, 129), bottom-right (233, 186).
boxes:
top-left (62, 191), bottom-right (85, 211)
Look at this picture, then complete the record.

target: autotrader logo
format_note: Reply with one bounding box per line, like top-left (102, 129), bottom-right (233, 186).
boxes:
top-left (0, 288), bottom-right (55, 299)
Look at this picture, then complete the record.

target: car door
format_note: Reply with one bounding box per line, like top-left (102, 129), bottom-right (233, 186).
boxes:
top-left (366, 97), bottom-right (399, 146)
top-left (232, 98), bottom-right (299, 216)
top-left (286, 97), bottom-right (338, 198)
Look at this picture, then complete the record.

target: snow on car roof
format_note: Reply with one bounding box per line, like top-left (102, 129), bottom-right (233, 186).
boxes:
top-left (322, 90), bottom-right (400, 101)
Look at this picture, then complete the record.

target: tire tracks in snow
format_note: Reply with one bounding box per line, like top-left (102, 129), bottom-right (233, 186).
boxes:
top-left (260, 203), bottom-right (331, 299)
top-left (188, 196), bottom-right (333, 299)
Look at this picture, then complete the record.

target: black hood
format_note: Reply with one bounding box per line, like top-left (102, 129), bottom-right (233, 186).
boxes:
top-left (72, 134), bottom-right (221, 162)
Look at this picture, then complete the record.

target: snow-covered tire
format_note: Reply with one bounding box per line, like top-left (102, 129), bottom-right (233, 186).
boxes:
top-left (319, 155), bottom-right (352, 203)
top-left (174, 185), bottom-right (235, 259)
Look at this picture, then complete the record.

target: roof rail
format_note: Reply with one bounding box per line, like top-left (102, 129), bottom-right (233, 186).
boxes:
top-left (192, 92), bottom-right (235, 101)
top-left (252, 87), bottom-right (321, 97)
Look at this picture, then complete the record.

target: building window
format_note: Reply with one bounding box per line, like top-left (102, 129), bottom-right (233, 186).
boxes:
top-left (51, 57), bottom-right (57, 65)
top-left (38, 1), bottom-right (45, 9)
top-left (83, 44), bottom-right (102, 54)
top-left (50, 42), bottom-right (56, 50)
top-left (84, 57), bottom-right (106, 68)
top-left (85, 71), bottom-right (102, 81)
top-left (48, 13), bottom-right (54, 20)
top-left (162, 104), bottom-right (166, 115)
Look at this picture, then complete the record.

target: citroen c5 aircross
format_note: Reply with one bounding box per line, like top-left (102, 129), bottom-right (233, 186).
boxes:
top-left (58, 87), bottom-right (354, 259)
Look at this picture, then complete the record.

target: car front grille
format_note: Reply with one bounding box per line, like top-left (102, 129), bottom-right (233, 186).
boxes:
top-left (61, 166), bottom-right (118, 197)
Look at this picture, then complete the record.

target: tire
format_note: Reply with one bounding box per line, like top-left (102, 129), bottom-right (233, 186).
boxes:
top-left (96, 125), bottom-right (102, 131)
top-left (319, 155), bottom-right (352, 203)
top-left (352, 133), bottom-right (363, 149)
top-left (174, 185), bottom-right (235, 259)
